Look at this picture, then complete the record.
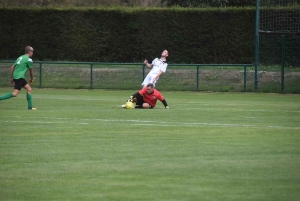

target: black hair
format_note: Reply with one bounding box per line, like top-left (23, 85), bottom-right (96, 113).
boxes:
top-left (146, 83), bottom-right (154, 88)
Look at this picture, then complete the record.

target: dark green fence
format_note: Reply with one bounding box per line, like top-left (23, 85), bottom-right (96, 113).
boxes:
top-left (0, 61), bottom-right (254, 92)
top-left (2, 61), bottom-right (298, 93)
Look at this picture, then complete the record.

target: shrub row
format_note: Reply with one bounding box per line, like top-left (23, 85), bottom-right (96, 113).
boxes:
top-left (0, 7), bottom-right (298, 64)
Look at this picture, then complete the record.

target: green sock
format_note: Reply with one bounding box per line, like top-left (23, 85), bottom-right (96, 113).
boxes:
top-left (26, 93), bottom-right (33, 109)
top-left (0, 93), bottom-right (13, 101)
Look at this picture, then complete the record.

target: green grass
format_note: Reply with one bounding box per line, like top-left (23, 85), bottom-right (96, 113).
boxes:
top-left (0, 88), bottom-right (300, 201)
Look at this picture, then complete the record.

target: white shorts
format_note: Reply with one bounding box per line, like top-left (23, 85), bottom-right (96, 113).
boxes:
top-left (141, 74), bottom-right (159, 87)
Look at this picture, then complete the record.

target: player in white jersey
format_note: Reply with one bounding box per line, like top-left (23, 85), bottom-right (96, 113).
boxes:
top-left (142, 50), bottom-right (169, 87)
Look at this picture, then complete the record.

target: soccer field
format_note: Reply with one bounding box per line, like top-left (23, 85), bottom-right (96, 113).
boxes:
top-left (0, 88), bottom-right (300, 201)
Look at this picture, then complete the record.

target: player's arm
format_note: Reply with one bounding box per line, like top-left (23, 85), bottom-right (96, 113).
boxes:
top-left (9, 65), bottom-right (15, 85)
top-left (158, 92), bottom-right (169, 109)
top-left (29, 68), bottom-right (34, 84)
top-left (144, 59), bottom-right (153, 68)
top-left (152, 70), bottom-right (163, 82)
top-left (161, 99), bottom-right (169, 109)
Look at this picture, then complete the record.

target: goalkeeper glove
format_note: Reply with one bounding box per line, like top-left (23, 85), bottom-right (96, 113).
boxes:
top-left (127, 96), bottom-right (133, 102)
top-left (165, 106), bottom-right (170, 109)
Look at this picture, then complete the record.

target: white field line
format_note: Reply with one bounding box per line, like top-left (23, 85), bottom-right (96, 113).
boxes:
top-left (8, 95), bottom-right (299, 108)
top-left (7, 95), bottom-right (299, 108)
top-left (35, 97), bottom-right (105, 101)
top-left (130, 122), bottom-right (300, 129)
top-left (2, 116), bottom-right (300, 129)
top-left (178, 108), bottom-right (300, 113)
top-left (19, 95), bottom-right (109, 101)
top-left (0, 120), bottom-right (89, 125)
top-left (5, 96), bottom-right (299, 112)
top-left (132, 124), bottom-right (155, 126)
top-left (185, 102), bottom-right (299, 107)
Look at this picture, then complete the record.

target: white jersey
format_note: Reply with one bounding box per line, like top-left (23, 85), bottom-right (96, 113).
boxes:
top-left (148, 58), bottom-right (168, 76)
top-left (141, 58), bottom-right (168, 87)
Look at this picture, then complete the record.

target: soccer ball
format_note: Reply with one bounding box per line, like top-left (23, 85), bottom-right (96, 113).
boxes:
top-left (125, 101), bottom-right (134, 109)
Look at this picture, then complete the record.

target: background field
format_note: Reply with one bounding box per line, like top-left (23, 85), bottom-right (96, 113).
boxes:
top-left (0, 88), bottom-right (300, 200)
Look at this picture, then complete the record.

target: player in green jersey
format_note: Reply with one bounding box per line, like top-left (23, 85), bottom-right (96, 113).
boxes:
top-left (0, 46), bottom-right (37, 110)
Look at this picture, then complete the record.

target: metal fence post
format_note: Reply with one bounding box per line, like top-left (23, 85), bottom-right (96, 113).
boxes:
top-left (254, 0), bottom-right (260, 91)
top-left (196, 65), bottom-right (200, 91)
top-left (281, 35), bottom-right (285, 94)
top-left (142, 64), bottom-right (146, 82)
top-left (39, 62), bottom-right (42, 88)
top-left (244, 65), bottom-right (247, 92)
top-left (90, 63), bottom-right (93, 89)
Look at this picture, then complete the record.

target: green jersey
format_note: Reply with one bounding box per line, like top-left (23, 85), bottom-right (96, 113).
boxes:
top-left (13, 55), bottom-right (33, 79)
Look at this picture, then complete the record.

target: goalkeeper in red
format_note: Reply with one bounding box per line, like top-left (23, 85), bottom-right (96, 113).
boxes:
top-left (0, 46), bottom-right (36, 110)
top-left (123, 83), bottom-right (169, 109)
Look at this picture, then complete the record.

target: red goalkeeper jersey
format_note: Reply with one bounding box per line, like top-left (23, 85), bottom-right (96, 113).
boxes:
top-left (139, 87), bottom-right (164, 107)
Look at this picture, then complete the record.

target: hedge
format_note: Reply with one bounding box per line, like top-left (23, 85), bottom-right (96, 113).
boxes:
top-left (0, 7), bottom-right (298, 64)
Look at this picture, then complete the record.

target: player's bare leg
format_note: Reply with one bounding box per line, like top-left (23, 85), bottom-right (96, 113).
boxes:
top-left (12, 89), bottom-right (20, 97)
top-left (142, 103), bottom-right (151, 108)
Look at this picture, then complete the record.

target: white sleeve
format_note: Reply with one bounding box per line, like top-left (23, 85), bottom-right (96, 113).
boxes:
top-left (152, 58), bottom-right (158, 64)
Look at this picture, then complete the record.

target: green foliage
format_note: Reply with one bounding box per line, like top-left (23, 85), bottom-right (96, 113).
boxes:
top-left (0, 6), bottom-right (298, 64)
top-left (260, 0), bottom-right (299, 7)
top-left (0, 0), bottom-right (258, 7)
top-left (162, 0), bottom-right (255, 7)
top-left (259, 34), bottom-right (300, 67)
top-left (0, 7), bottom-right (256, 63)
top-left (0, 0), bottom-right (163, 7)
